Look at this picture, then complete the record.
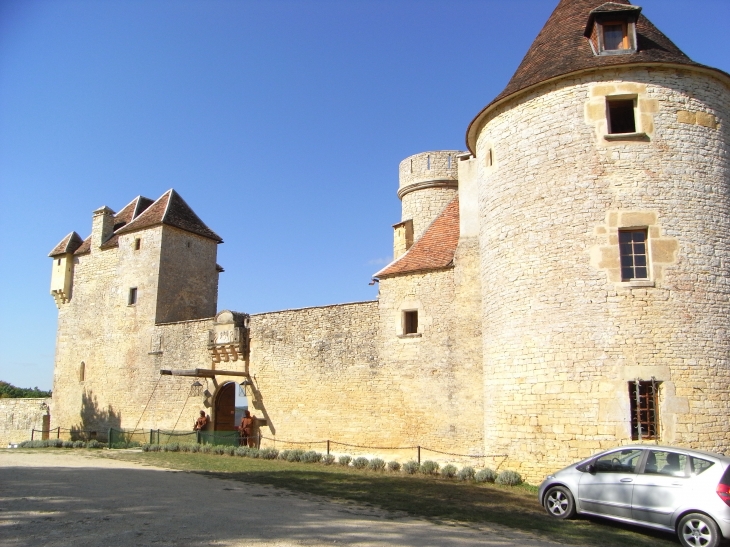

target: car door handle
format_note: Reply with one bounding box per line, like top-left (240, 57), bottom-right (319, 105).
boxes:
top-left (620, 478), bottom-right (633, 483)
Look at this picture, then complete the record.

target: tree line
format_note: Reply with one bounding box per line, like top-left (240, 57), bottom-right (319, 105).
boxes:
top-left (0, 381), bottom-right (52, 398)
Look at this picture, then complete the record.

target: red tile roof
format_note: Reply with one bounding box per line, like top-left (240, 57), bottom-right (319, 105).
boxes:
top-left (74, 236), bottom-right (91, 256)
top-left (115, 189), bottom-right (223, 243)
top-left (100, 196), bottom-right (154, 249)
top-left (466, 0), bottom-right (729, 152)
top-left (375, 198), bottom-right (459, 278)
top-left (48, 232), bottom-right (84, 257)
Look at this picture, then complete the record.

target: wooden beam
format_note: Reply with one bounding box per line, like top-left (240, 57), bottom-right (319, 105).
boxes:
top-left (160, 368), bottom-right (248, 378)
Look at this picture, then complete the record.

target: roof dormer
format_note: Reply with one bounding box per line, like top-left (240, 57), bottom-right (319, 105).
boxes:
top-left (585, 3), bottom-right (642, 56)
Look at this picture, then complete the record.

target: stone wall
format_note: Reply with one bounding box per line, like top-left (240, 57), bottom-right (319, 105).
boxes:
top-left (475, 67), bottom-right (730, 482)
top-left (0, 398), bottom-right (52, 446)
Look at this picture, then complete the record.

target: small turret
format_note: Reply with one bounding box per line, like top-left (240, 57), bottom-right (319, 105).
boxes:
top-left (396, 151), bottom-right (464, 254)
top-left (48, 232), bottom-right (83, 307)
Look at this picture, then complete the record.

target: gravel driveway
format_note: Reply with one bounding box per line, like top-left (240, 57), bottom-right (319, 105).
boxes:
top-left (0, 450), bottom-right (569, 547)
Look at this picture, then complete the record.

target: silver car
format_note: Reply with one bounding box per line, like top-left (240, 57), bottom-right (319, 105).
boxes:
top-left (538, 445), bottom-right (730, 547)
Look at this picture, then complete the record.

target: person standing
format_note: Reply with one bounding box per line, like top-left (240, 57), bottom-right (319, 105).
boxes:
top-left (238, 410), bottom-right (255, 447)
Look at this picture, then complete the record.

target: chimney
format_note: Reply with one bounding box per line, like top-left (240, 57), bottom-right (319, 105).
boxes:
top-left (91, 206), bottom-right (115, 251)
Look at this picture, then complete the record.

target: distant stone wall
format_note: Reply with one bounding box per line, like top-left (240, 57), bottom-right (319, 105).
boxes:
top-left (0, 398), bottom-right (51, 446)
top-left (476, 67), bottom-right (730, 482)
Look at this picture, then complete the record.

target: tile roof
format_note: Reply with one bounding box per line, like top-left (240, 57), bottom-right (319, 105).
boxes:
top-left (101, 196), bottom-right (155, 249)
top-left (466, 0), bottom-right (729, 152)
top-left (115, 189), bottom-right (223, 243)
top-left (374, 198), bottom-right (459, 279)
top-left (494, 0), bottom-right (697, 103)
top-left (74, 236), bottom-right (91, 256)
top-left (48, 232), bottom-right (84, 257)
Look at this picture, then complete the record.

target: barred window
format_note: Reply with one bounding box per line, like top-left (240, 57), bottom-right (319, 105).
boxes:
top-left (619, 229), bottom-right (648, 281)
top-left (629, 379), bottom-right (660, 441)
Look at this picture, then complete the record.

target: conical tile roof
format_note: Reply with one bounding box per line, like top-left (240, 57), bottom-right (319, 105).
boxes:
top-left (466, 0), bottom-right (728, 152)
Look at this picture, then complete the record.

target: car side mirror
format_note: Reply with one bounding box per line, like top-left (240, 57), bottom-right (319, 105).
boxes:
top-left (585, 464), bottom-right (595, 474)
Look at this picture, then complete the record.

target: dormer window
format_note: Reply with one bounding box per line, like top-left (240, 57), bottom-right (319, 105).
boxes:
top-left (602, 21), bottom-right (628, 51)
top-left (585, 3), bottom-right (641, 57)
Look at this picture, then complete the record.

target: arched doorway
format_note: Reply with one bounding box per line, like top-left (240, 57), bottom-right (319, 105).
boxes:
top-left (214, 382), bottom-right (236, 431)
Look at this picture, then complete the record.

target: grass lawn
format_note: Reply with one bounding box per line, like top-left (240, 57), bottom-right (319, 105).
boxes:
top-left (102, 450), bottom-right (677, 547)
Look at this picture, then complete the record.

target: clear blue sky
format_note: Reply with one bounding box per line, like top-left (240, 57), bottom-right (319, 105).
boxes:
top-left (1, 0), bottom-right (728, 390)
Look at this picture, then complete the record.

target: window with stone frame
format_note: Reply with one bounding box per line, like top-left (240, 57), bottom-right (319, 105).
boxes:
top-left (403, 310), bottom-right (418, 335)
top-left (607, 98), bottom-right (636, 134)
top-left (128, 287), bottom-right (138, 306)
top-left (629, 379), bottom-right (660, 441)
top-left (619, 229), bottom-right (648, 281)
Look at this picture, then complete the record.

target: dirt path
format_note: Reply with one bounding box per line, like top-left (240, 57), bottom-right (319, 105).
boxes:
top-left (0, 450), bottom-right (570, 547)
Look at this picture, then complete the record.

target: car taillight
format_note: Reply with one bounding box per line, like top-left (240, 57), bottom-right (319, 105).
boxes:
top-left (717, 482), bottom-right (730, 507)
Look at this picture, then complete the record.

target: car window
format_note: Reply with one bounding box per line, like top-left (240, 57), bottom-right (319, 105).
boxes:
top-left (643, 450), bottom-right (687, 477)
top-left (594, 449), bottom-right (643, 473)
top-left (690, 456), bottom-right (715, 476)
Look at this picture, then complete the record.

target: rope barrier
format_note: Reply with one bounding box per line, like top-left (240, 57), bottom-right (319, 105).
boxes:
top-left (260, 435), bottom-right (325, 446)
top-left (329, 440), bottom-right (418, 451)
top-left (420, 446), bottom-right (508, 459)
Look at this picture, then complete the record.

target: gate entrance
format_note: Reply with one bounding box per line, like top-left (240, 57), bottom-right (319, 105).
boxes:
top-left (214, 382), bottom-right (236, 431)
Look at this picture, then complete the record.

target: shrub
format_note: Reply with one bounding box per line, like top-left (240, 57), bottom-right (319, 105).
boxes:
top-left (322, 454), bottom-right (335, 465)
top-left (475, 468), bottom-right (497, 483)
top-left (62, 440), bottom-right (74, 448)
top-left (226, 446), bottom-right (236, 456)
top-left (352, 457), bottom-right (369, 469)
top-left (338, 455), bottom-right (352, 466)
top-left (259, 448), bottom-right (278, 460)
top-left (200, 444), bottom-right (212, 454)
top-left (286, 449), bottom-right (305, 462)
top-left (166, 443), bottom-right (180, 452)
top-left (73, 440), bottom-right (85, 448)
top-left (142, 443), bottom-right (151, 452)
top-left (189, 443), bottom-right (200, 453)
top-left (420, 461), bottom-right (439, 475)
top-left (402, 461), bottom-right (420, 475)
top-left (387, 461), bottom-right (401, 472)
top-left (458, 466), bottom-right (476, 481)
top-left (440, 464), bottom-right (458, 479)
top-left (301, 451), bottom-right (322, 463)
top-left (212, 445), bottom-right (226, 455)
top-left (368, 458), bottom-right (386, 472)
top-left (235, 447), bottom-right (248, 457)
top-left (495, 470), bottom-right (523, 486)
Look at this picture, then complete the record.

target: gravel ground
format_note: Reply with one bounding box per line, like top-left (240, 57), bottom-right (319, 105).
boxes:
top-left (0, 450), bottom-right (571, 547)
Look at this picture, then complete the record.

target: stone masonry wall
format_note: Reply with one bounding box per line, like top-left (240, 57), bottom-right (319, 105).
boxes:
top-left (401, 188), bottom-right (458, 242)
top-left (0, 398), bottom-right (52, 446)
top-left (475, 67), bottom-right (730, 483)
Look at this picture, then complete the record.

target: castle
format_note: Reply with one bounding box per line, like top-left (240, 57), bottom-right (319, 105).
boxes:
top-left (45, 0), bottom-right (730, 482)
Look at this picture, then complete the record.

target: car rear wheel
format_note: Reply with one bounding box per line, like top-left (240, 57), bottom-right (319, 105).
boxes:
top-left (544, 485), bottom-right (576, 519)
top-left (678, 513), bottom-right (721, 547)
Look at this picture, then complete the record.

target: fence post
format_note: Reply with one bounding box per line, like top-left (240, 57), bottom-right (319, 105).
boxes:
top-left (327, 440), bottom-right (330, 455)
top-left (417, 446), bottom-right (421, 464)
top-left (258, 432), bottom-right (262, 449)
top-left (31, 429), bottom-right (35, 441)
top-left (108, 428), bottom-right (113, 448)
top-left (57, 427), bottom-right (60, 439)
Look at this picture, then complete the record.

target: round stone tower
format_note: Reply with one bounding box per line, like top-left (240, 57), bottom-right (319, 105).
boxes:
top-left (398, 150), bottom-right (464, 241)
top-left (467, 0), bottom-right (730, 481)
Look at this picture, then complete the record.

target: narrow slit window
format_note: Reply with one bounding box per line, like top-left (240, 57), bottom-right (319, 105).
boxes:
top-left (128, 287), bottom-right (138, 306)
top-left (629, 379), bottom-right (660, 441)
top-left (79, 361), bottom-right (85, 382)
top-left (603, 22), bottom-right (628, 51)
top-left (619, 229), bottom-right (648, 281)
top-left (403, 310), bottom-right (418, 335)
top-left (608, 99), bottom-right (636, 134)
top-left (134, 238), bottom-right (141, 250)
